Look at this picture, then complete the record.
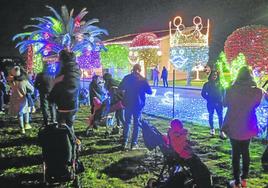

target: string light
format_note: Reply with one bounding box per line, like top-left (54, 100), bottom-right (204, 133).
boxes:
top-left (76, 50), bottom-right (101, 69)
top-left (100, 44), bottom-right (129, 68)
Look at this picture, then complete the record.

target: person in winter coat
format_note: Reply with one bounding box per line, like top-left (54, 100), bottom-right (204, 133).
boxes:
top-left (34, 64), bottom-right (56, 126)
top-left (222, 66), bottom-right (263, 188)
top-left (167, 119), bottom-right (212, 188)
top-left (103, 72), bottom-right (125, 132)
top-left (119, 64), bottom-right (152, 150)
top-left (161, 66), bottom-right (168, 87)
top-left (152, 66), bottom-right (159, 87)
top-left (0, 72), bottom-right (6, 114)
top-left (49, 49), bottom-right (81, 132)
top-left (89, 75), bottom-right (105, 114)
top-left (8, 66), bottom-right (34, 134)
top-left (201, 71), bottom-right (226, 138)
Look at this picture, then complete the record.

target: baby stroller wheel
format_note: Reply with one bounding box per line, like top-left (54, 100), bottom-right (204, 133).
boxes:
top-left (86, 127), bottom-right (94, 137)
top-left (147, 178), bottom-right (158, 188)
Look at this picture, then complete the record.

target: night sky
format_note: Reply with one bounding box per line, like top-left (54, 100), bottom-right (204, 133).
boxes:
top-left (1, 0), bottom-right (268, 64)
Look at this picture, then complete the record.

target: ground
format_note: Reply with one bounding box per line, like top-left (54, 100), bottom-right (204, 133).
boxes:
top-left (0, 106), bottom-right (268, 188)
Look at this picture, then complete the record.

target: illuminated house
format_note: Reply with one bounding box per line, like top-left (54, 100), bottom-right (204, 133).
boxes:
top-left (104, 16), bottom-right (209, 82)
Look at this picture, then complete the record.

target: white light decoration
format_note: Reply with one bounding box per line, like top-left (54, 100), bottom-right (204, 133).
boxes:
top-left (192, 64), bottom-right (204, 80)
top-left (157, 50), bottom-right (162, 56)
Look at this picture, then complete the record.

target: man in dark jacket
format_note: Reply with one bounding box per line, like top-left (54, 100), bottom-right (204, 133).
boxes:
top-left (49, 49), bottom-right (81, 131)
top-left (201, 71), bottom-right (225, 138)
top-left (161, 66), bottom-right (168, 87)
top-left (34, 64), bottom-right (56, 126)
top-left (119, 64), bottom-right (152, 150)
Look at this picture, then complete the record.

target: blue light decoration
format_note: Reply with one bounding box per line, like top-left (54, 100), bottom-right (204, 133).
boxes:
top-left (169, 16), bottom-right (209, 85)
top-left (143, 87), bottom-right (268, 138)
top-left (76, 50), bottom-right (101, 69)
top-left (12, 5), bottom-right (108, 62)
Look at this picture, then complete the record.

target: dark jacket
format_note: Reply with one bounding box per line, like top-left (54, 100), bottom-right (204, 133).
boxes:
top-left (119, 72), bottom-right (152, 112)
top-left (201, 81), bottom-right (224, 105)
top-left (161, 68), bottom-right (168, 79)
top-left (89, 81), bottom-right (105, 106)
top-left (49, 61), bottom-right (81, 111)
top-left (104, 78), bottom-right (123, 105)
top-left (34, 72), bottom-right (54, 95)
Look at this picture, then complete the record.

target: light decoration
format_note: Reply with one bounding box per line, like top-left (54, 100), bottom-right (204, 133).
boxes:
top-left (100, 44), bottom-right (129, 68)
top-left (129, 33), bottom-right (161, 71)
top-left (215, 51), bottom-right (230, 88)
top-left (143, 87), bottom-right (268, 137)
top-left (192, 64), bottom-right (204, 80)
top-left (224, 25), bottom-right (268, 74)
top-left (76, 50), bottom-right (101, 69)
top-left (27, 45), bottom-right (33, 72)
top-left (169, 16), bottom-right (209, 85)
top-left (229, 53), bottom-right (247, 81)
top-left (13, 5), bottom-right (108, 61)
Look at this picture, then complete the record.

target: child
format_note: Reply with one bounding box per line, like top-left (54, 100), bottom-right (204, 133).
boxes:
top-left (167, 119), bottom-right (213, 188)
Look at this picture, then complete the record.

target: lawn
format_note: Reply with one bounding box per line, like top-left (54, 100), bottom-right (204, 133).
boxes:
top-left (149, 79), bottom-right (206, 87)
top-left (0, 106), bottom-right (268, 188)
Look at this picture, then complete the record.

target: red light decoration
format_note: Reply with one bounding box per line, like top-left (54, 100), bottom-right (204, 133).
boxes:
top-left (27, 45), bottom-right (33, 72)
top-left (224, 25), bottom-right (268, 72)
top-left (130, 32), bottom-right (159, 48)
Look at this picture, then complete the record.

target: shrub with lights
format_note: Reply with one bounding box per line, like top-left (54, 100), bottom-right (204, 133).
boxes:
top-left (224, 25), bottom-right (268, 79)
top-left (129, 32), bottom-right (161, 76)
top-left (13, 5), bottom-right (108, 76)
top-left (169, 16), bottom-right (209, 85)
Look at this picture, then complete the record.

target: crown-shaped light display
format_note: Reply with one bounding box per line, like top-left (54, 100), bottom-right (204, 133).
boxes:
top-left (169, 16), bottom-right (209, 47)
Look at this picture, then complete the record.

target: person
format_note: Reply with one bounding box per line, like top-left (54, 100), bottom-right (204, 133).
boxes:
top-left (8, 66), bottom-right (34, 133)
top-left (0, 71), bottom-right (6, 114)
top-left (221, 66), bottom-right (263, 188)
top-left (34, 64), bottom-right (56, 126)
top-left (201, 71), bottom-right (226, 138)
top-left (89, 75), bottom-right (106, 128)
top-left (152, 66), bottom-right (159, 87)
top-left (119, 64), bottom-right (152, 150)
top-left (103, 72), bottom-right (125, 132)
top-left (167, 119), bottom-right (212, 188)
top-left (49, 49), bottom-right (81, 132)
top-left (161, 66), bottom-right (168, 87)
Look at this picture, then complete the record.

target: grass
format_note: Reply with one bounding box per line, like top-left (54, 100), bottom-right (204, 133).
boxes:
top-left (0, 106), bottom-right (268, 188)
top-left (149, 79), bottom-right (206, 87)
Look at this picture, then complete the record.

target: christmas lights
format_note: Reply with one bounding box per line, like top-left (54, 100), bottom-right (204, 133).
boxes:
top-left (224, 25), bottom-right (268, 73)
top-left (76, 50), bottom-right (101, 69)
top-left (100, 44), bottom-right (129, 68)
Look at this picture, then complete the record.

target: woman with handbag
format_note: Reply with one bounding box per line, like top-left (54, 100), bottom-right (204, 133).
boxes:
top-left (222, 66), bottom-right (263, 188)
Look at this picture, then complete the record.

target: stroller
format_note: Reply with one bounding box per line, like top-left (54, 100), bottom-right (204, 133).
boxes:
top-left (38, 123), bottom-right (84, 187)
top-left (86, 96), bottom-right (123, 137)
top-left (79, 88), bottom-right (89, 106)
top-left (140, 121), bottom-right (213, 188)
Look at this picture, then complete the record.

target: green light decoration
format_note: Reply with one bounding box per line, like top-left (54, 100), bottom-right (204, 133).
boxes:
top-left (215, 51), bottom-right (230, 88)
top-left (136, 48), bottom-right (160, 68)
top-left (230, 53), bottom-right (247, 81)
top-left (32, 35), bottom-right (44, 73)
top-left (100, 44), bottom-right (129, 68)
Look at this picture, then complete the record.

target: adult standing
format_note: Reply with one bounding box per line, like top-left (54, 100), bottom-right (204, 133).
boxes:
top-left (8, 66), bottom-right (34, 133)
top-left (0, 71), bottom-right (6, 114)
top-left (119, 64), bottom-right (152, 150)
top-left (152, 66), bottom-right (159, 87)
top-left (34, 64), bottom-right (56, 126)
top-left (222, 66), bottom-right (263, 188)
top-left (161, 66), bottom-right (168, 87)
top-left (201, 71), bottom-right (226, 138)
top-left (49, 49), bottom-right (81, 132)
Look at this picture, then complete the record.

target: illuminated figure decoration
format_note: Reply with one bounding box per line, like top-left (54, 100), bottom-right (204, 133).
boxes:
top-left (192, 64), bottom-right (204, 80)
top-left (225, 25), bottom-right (268, 75)
top-left (13, 5), bottom-right (108, 74)
top-left (169, 16), bottom-right (209, 85)
top-left (129, 32), bottom-right (162, 76)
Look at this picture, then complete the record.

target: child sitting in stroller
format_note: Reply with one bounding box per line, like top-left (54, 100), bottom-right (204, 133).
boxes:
top-left (141, 119), bottom-right (212, 188)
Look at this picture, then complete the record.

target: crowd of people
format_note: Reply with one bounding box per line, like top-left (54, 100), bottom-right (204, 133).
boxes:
top-left (0, 52), bottom-right (268, 187)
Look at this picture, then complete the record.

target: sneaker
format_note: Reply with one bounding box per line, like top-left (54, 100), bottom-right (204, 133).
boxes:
top-left (241, 179), bottom-right (247, 187)
top-left (21, 128), bottom-right (25, 134)
top-left (25, 124), bottom-right (32, 130)
top-left (229, 180), bottom-right (241, 188)
top-left (122, 143), bottom-right (127, 151)
top-left (210, 129), bottom-right (215, 136)
top-left (219, 131), bottom-right (227, 139)
top-left (131, 144), bottom-right (139, 150)
top-left (0, 111), bottom-right (5, 115)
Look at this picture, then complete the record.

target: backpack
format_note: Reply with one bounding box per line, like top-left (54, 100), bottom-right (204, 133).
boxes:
top-left (261, 146), bottom-right (268, 171)
top-left (140, 121), bottom-right (164, 150)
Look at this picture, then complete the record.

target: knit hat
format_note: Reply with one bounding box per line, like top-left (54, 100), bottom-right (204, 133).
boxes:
top-left (170, 119), bottom-right (183, 131)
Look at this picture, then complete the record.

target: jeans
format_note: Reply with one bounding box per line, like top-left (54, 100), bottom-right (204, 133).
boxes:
top-left (115, 109), bottom-right (125, 127)
top-left (230, 139), bottom-right (251, 185)
top-left (40, 94), bottom-right (56, 126)
top-left (153, 77), bottom-right (159, 87)
top-left (18, 112), bottom-right (29, 129)
top-left (123, 108), bottom-right (142, 146)
top-left (57, 110), bottom-right (77, 132)
top-left (207, 102), bottom-right (223, 130)
top-left (162, 78), bottom-right (168, 87)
